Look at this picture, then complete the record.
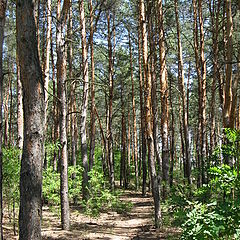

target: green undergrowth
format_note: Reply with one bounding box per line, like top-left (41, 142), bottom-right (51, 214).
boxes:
top-left (166, 129), bottom-right (240, 240)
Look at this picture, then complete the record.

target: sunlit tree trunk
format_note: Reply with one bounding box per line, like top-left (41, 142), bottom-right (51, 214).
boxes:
top-left (158, 0), bottom-right (169, 198)
top-left (79, 0), bottom-right (90, 201)
top-left (16, 0), bottom-right (44, 238)
top-left (198, 0), bottom-right (207, 182)
top-left (120, 77), bottom-right (127, 188)
top-left (89, 0), bottom-right (96, 171)
top-left (17, 56), bottom-right (23, 151)
top-left (68, 0), bottom-right (77, 172)
top-left (138, 15), bottom-right (147, 196)
top-left (56, 0), bottom-right (70, 230)
top-left (175, 0), bottom-right (191, 185)
top-left (107, 10), bottom-right (115, 190)
top-left (209, 0), bottom-right (220, 156)
top-left (140, 0), bottom-right (162, 228)
top-left (129, 32), bottom-right (139, 190)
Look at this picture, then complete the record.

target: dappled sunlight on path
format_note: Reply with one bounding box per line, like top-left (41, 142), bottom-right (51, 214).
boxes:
top-left (42, 191), bottom-right (180, 240)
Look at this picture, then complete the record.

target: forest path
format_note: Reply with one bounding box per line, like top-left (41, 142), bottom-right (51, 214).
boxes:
top-left (42, 190), bottom-right (180, 240)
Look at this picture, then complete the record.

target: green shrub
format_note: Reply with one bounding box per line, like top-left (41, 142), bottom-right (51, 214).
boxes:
top-left (2, 147), bottom-right (21, 207)
top-left (83, 167), bottom-right (132, 216)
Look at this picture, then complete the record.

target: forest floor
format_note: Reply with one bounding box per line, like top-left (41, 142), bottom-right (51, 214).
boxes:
top-left (3, 191), bottom-right (181, 239)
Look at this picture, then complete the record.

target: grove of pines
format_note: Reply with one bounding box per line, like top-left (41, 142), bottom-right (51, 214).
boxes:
top-left (0, 0), bottom-right (239, 239)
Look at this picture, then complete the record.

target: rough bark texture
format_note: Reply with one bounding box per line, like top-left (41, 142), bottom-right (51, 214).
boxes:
top-left (56, 0), bottom-right (70, 230)
top-left (79, 0), bottom-right (89, 201)
top-left (16, 0), bottom-right (44, 239)
top-left (158, 0), bottom-right (169, 198)
top-left (140, 0), bottom-right (162, 228)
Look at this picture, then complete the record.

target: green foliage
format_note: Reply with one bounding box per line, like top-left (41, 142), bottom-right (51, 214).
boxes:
top-left (209, 164), bottom-right (237, 199)
top-left (68, 165), bottom-right (83, 202)
top-left (180, 129), bottom-right (240, 239)
top-left (181, 201), bottom-right (225, 240)
top-left (42, 165), bottom-right (83, 205)
top-left (42, 167), bottom-right (60, 205)
top-left (83, 167), bottom-right (132, 216)
top-left (2, 147), bottom-right (21, 206)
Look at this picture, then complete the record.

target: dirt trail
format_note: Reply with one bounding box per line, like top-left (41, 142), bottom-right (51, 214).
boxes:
top-left (41, 191), bottom-right (180, 240)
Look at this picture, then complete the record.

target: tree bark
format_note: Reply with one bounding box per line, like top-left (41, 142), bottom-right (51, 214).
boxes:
top-left (129, 32), bottom-right (139, 190)
top-left (138, 15), bottom-right (147, 196)
top-left (16, 0), bottom-right (44, 238)
top-left (56, 0), bottom-right (70, 230)
top-left (107, 10), bottom-right (115, 190)
top-left (140, 0), bottom-right (162, 228)
top-left (175, 0), bottom-right (191, 185)
top-left (17, 56), bottom-right (23, 151)
top-left (89, 0), bottom-right (96, 171)
top-left (158, 0), bottom-right (169, 198)
top-left (79, 0), bottom-right (90, 201)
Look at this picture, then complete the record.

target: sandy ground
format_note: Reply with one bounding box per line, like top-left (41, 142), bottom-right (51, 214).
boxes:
top-left (3, 191), bottom-right (181, 239)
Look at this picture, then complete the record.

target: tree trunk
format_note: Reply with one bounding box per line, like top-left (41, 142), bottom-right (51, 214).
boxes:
top-left (44, 0), bottom-right (51, 130)
top-left (89, 0), bottom-right (96, 171)
top-left (79, 0), bottom-right (89, 201)
top-left (209, 0), bottom-right (220, 157)
top-left (140, 0), bottom-right (162, 228)
top-left (175, 0), bottom-right (191, 185)
top-left (0, 1), bottom-right (6, 238)
top-left (120, 77), bottom-right (127, 188)
top-left (223, 0), bottom-right (234, 130)
top-left (17, 56), bottom-right (23, 151)
top-left (129, 32), bottom-right (139, 190)
top-left (16, 0), bottom-right (44, 238)
top-left (198, 0), bottom-right (207, 183)
top-left (107, 10), bottom-right (114, 190)
top-left (158, 0), bottom-right (169, 199)
top-left (138, 16), bottom-right (147, 196)
top-left (56, 0), bottom-right (70, 230)
top-left (68, 0), bottom-right (77, 172)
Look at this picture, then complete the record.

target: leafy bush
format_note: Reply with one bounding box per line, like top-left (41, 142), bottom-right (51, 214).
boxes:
top-left (42, 165), bottom-right (83, 205)
top-left (42, 167), bottom-right (60, 205)
top-left (83, 167), bottom-right (132, 216)
top-left (181, 201), bottom-right (225, 240)
top-left (180, 128), bottom-right (240, 239)
top-left (2, 147), bottom-right (21, 207)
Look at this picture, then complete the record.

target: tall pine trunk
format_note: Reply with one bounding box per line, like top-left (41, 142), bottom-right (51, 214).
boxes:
top-left (158, 0), bottom-right (169, 198)
top-left (16, 0), bottom-right (44, 238)
top-left (56, 0), bottom-right (70, 230)
top-left (175, 0), bottom-right (191, 184)
top-left (140, 0), bottom-right (162, 228)
top-left (79, 0), bottom-right (90, 201)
